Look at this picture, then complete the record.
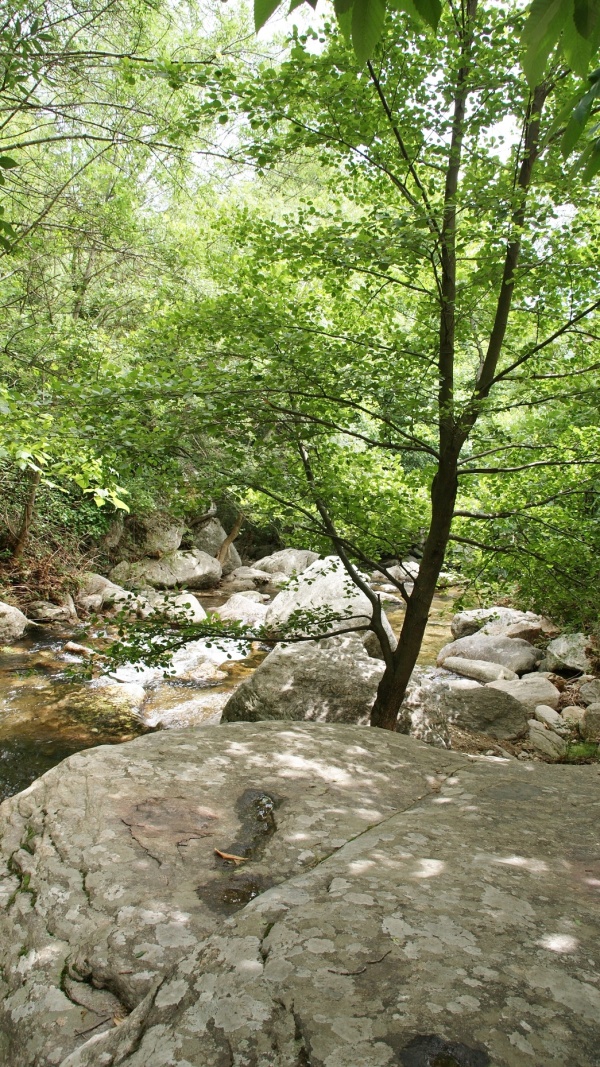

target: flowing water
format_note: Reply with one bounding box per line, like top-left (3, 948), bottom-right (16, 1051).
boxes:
top-left (0, 589), bottom-right (457, 803)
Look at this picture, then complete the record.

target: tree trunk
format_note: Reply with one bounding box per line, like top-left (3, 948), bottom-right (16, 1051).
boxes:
top-left (216, 512), bottom-right (244, 564)
top-left (11, 468), bottom-right (41, 560)
top-left (370, 452), bottom-right (459, 730)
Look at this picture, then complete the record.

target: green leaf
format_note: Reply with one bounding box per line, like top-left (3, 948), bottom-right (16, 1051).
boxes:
top-left (254, 0), bottom-right (283, 31)
top-left (521, 0), bottom-right (569, 86)
top-left (582, 135), bottom-right (600, 178)
top-left (335, 6), bottom-right (353, 41)
top-left (412, 0), bottom-right (441, 30)
top-left (334, 0), bottom-right (353, 13)
top-left (352, 0), bottom-right (387, 63)
top-left (562, 78), bottom-right (600, 156)
top-left (288, 0), bottom-right (306, 11)
top-left (0, 156), bottom-right (18, 169)
top-left (574, 0), bottom-right (600, 38)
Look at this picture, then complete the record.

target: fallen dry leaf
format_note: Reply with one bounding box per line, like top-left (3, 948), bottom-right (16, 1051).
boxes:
top-left (214, 848), bottom-right (248, 865)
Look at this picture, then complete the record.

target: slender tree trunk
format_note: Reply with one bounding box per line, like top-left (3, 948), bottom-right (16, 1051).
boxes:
top-left (370, 450), bottom-right (459, 729)
top-left (370, 4), bottom-right (477, 729)
top-left (216, 512), bottom-right (244, 564)
top-left (11, 468), bottom-right (41, 559)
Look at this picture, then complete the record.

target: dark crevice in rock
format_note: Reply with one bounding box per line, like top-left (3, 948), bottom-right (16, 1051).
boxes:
top-left (397, 1033), bottom-right (491, 1066)
top-left (196, 788), bottom-right (282, 913)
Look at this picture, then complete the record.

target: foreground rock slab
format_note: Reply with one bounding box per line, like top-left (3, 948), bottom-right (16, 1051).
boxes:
top-left (0, 724), bottom-right (598, 1067)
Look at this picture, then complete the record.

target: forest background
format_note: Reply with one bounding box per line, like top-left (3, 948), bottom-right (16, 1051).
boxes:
top-left (1, 0), bottom-right (599, 722)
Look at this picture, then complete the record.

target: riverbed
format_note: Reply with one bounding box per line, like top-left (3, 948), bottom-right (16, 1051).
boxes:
top-left (0, 590), bottom-right (457, 802)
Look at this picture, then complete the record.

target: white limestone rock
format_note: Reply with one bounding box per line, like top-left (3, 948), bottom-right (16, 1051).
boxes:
top-left (534, 704), bottom-right (569, 735)
top-left (486, 674), bottom-right (560, 716)
top-left (440, 656), bottom-right (517, 683)
top-left (214, 593), bottom-right (268, 628)
top-left (109, 550), bottom-right (222, 591)
top-left (190, 516), bottom-right (242, 574)
top-left (222, 634), bottom-right (384, 726)
top-left (0, 601), bottom-right (30, 643)
top-left (542, 633), bottom-right (593, 674)
top-left (437, 632), bottom-right (542, 675)
top-left (527, 719), bottom-right (568, 758)
top-left (265, 556), bottom-right (392, 641)
top-left (253, 548), bottom-right (319, 576)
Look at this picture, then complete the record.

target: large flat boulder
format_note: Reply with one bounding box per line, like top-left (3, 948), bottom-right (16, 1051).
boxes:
top-left (486, 673), bottom-right (561, 716)
top-left (438, 632), bottom-right (542, 675)
top-left (0, 724), bottom-right (597, 1067)
top-left (451, 606), bottom-right (549, 640)
top-left (265, 555), bottom-right (393, 641)
top-left (444, 684), bottom-right (530, 739)
top-left (253, 548), bottom-right (319, 576)
top-left (222, 634), bottom-right (384, 725)
top-left (110, 550), bottom-right (221, 591)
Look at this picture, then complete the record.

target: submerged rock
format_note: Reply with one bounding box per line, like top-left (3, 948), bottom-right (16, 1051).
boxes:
top-left (0, 723), bottom-right (598, 1067)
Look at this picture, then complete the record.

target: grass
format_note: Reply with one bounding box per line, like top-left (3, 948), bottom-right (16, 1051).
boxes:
top-left (561, 741), bottom-right (600, 763)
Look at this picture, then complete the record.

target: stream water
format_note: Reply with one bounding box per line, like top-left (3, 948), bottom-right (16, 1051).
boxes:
top-left (0, 590), bottom-right (457, 803)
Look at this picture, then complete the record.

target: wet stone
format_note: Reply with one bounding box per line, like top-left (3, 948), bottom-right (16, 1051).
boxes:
top-left (397, 1033), bottom-right (491, 1067)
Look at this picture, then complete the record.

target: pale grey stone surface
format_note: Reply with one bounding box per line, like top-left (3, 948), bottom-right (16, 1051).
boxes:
top-left (561, 705), bottom-right (586, 725)
top-left (253, 548), bottom-right (319, 576)
top-left (486, 674), bottom-right (561, 716)
top-left (0, 600), bottom-right (30, 642)
top-left (222, 566), bottom-right (272, 588)
top-left (222, 635), bottom-right (384, 726)
top-left (543, 634), bottom-right (592, 674)
top-left (110, 550), bottom-right (222, 591)
top-left (441, 656), bottom-right (517, 683)
top-left (581, 703), bottom-right (600, 741)
top-left (443, 684), bottom-right (530, 739)
top-left (0, 724), bottom-right (451, 1066)
top-left (265, 556), bottom-right (394, 643)
top-left (527, 720), bottom-right (568, 758)
top-left (1, 724), bottom-right (597, 1067)
top-left (144, 591), bottom-right (207, 624)
top-left (214, 593), bottom-right (268, 627)
top-left (450, 607), bottom-right (544, 640)
top-left (534, 705), bottom-right (568, 734)
top-left (438, 633), bottom-right (542, 675)
top-left (78, 573), bottom-right (124, 599)
top-left (26, 598), bottom-right (78, 623)
top-left (579, 679), bottom-right (600, 706)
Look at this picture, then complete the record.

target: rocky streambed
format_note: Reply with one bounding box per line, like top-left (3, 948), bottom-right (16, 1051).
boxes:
top-left (0, 587), bottom-right (457, 804)
top-left (1, 545), bottom-right (599, 806)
